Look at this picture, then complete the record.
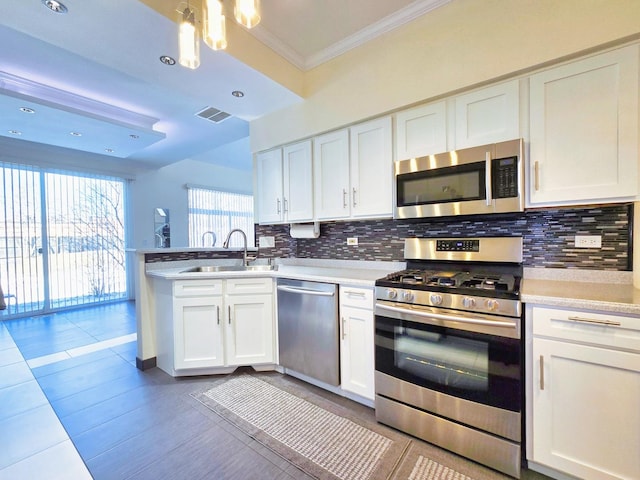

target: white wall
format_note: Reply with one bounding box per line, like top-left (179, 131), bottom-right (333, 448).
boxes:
top-left (130, 159), bottom-right (253, 249)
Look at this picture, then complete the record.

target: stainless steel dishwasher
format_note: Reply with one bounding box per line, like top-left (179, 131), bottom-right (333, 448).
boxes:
top-left (276, 278), bottom-right (340, 386)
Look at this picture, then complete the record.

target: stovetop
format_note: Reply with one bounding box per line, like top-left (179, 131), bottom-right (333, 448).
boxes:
top-left (376, 268), bottom-right (520, 299)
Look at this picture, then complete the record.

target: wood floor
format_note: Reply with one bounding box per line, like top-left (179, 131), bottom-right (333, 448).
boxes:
top-left (1, 301), bottom-right (551, 479)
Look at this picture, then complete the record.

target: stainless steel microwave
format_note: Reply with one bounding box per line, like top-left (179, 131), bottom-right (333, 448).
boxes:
top-left (394, 138), bottom-right (524, 219)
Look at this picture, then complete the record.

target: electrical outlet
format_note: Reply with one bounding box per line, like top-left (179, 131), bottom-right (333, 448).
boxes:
top-left (258, 236), bottom-right (275, 248)
top-left (347, 237), bottom-right (358, 246)
top-left (575, 235), bottom-right (602, 248)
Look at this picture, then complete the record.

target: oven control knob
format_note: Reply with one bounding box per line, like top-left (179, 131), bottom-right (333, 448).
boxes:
top-left (387, 289), bottom-right (398, 300)
top-left (429, 294), bottom-right (443, 305)
top-left (462, 297), bottom-right (476, 308)
top-left (403, 291), bottom-right (414, 302)
top-left (485, 299), bottom-right (500, 311)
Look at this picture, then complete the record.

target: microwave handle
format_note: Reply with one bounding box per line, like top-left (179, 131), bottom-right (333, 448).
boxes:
top-left (485, 151), bottom-right (492, 206)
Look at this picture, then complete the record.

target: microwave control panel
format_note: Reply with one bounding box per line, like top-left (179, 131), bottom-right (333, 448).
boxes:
top-left (493, 157), bottom-right (518, 198)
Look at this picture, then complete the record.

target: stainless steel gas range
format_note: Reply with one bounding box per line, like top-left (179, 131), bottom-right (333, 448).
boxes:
top-left (374, 237), bottom-right (524, 478)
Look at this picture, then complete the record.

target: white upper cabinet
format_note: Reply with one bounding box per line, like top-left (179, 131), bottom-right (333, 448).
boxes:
top-left (528, 44), bottom-right (639, 207)
top-left (454, 80), bottom-right (520, 149)
top-left (256, 140), bottom-right (313, 224)
top-left (395, 101), bottom-right (447, 160)
top-left (349, 116), bottom-right (393, 219)
top-left (283, 140), bottom-right (314, 223)
top-left (256, 148), bottom-right (283, 224)
top-left (314, 117), bottom-right (393, 221)
top-left (313, 129), bottom-right (351, 220)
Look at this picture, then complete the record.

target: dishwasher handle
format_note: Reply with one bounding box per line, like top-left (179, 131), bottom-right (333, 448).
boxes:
top-left (277, 285), bottom-right (335, 297)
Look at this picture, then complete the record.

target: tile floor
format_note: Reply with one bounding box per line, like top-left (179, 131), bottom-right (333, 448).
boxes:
top-left (1, 301), bottom-right (551, 480)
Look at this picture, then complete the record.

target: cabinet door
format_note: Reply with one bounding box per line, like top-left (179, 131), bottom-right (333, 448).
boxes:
top-left (225, 293), bottom-right (274, 366)
top-left (256, 148), bottom-right (284, 224)
top-left (454, 80), bottom-right (520, 149)
top-left (283, 140), bottom-right (314, 222)
top-left (173, 296), bottom-right (224, 370)
top-left (340, 304), bottom-right (374, 400)
top-left (532, 338), bottom-right (640, 479)
top-left (529, 45), bottom-right (639, 206)
top-left (313, 129), bottom-right (351, 220)
top-left (349, 116), bottom-right (393, 219)
top-left (395, 101), bottom-right (447, 160)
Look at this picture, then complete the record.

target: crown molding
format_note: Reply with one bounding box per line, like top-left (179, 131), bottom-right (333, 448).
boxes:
top-left (252, 0), bottom-right (451, 71)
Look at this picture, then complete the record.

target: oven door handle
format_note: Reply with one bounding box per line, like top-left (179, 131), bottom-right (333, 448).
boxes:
top-left (376, 303), bottom-right (517, 329)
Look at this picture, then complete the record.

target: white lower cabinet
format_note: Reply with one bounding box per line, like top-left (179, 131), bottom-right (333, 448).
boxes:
top-left (155, 277), bottom-right (275, 376)
top-left (225, 278), bottom-right (275, 366)
top-left (173, 294), bottom-right (225, 370)
top-left (339, 286), bottom-right (375, 400)
top-left (527, 305), bottom-right (640, 480)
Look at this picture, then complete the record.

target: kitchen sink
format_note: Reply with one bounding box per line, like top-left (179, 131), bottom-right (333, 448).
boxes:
top-left (181, 264), bottom-right (276, 273)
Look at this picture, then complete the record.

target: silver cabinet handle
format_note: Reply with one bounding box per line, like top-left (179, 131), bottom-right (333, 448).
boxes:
top-left (283, 197), bottom-right (288, 213)
top-left (342, 188), bottom-right (348, 208)
top-left (352, 187), bottom-right (357, 207)
top-left (485, 151), bottom-right (492, 206)
top-left (276, 198), bottom-right (281, 214)
top-left (567, 316), bottom-right (622, 327)
top-left (216, 305), bottom-right (220, 325)
top-left (341, 317), bottom-right (346, 339)
top-left (534, 161), bottom-right (540, 191)
top-left (539, 355), bottom-right (545, 391)
top-left (344, 290), bottom-right (366, 297)
top-left (228, 305), bottom-right (231, 325)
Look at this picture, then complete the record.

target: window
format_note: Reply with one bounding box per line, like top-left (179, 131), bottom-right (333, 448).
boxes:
top-left (188, 187), bottom-right (255, 248)
top-left (0, 162), bottom-right (127, 317)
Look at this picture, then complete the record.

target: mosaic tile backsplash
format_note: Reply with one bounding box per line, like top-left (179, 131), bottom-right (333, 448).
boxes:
top-left (256, 204), bottom-right (632, 271)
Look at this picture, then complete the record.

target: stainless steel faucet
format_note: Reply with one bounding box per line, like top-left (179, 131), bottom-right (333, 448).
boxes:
top-left (201, 231), bottom-right (216, 247)
top-left (222, 229), bottom-right (250, 266)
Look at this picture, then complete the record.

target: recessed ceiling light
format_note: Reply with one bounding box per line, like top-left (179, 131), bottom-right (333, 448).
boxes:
top-left (231, 90), bottom-right (245, 98)
top-left (20, 107), bottom-right (35, 114)
top-left (42, 0), bottom-right (68, 14)
top-left (70, 131), bottom-right (82, 136)
top-left (8, 130), bottom-right (22, 135)
top-left (105, 148), bottom-right (114, 153)
top-left (159, 55), bottom-right (176, 66)
top-left (129, 134), bottom-right (140, 139)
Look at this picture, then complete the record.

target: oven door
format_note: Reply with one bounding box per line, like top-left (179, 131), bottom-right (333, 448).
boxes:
top-left (375, 301), bottom-right (522, 412)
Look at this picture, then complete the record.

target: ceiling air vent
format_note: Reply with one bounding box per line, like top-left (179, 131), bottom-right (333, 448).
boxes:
top-left (196, 106), bottom-right (231, 123)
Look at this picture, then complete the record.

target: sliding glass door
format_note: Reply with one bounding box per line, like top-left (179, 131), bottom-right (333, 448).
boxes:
top-left (0, 162), bottom-right (127, 317)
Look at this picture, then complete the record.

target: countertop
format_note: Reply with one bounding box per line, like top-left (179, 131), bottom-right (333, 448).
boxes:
top-left (146, 259), bottom-right (405, 288)
top-left (146, 259), bottom-right (640, 314)
top-left (521, 268), bottom-right (640, 315)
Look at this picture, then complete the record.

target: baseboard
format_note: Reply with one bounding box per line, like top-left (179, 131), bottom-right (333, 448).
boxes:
top-left (136, 356), bottom-right (157, 371)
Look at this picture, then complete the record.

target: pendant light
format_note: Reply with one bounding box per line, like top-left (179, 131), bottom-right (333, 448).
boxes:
top-left (178, 6), bottom-right (200, 69)
top-left (234, 0), bottom-right (261, 29)
top-left (203, 0), bottom-right (227, 50)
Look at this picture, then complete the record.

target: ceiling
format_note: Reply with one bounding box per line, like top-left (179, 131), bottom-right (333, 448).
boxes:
top-left (0, 0), bottom-right (448, 173)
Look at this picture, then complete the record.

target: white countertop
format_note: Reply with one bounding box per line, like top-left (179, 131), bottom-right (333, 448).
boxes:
top-left (146, 259), bottom-right (405, 288)
top-left (145, 258), bottom-right (640, 313)
top-left (522, 267), bottom-right (640, 315)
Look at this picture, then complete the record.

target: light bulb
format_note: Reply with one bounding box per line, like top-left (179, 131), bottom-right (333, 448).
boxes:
top-left (203, 0), bottom-right (227, 50)
top-left (234, 0), bottom-right (260, 28)
top-left (178, 7), bottom-right (200, 69)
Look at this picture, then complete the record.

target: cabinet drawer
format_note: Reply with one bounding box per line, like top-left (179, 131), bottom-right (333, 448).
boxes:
top-left (340, 286), bottom-right (373, 309)
top-left (173, 280), bottom-right (222, 297)
top-left (532, 305), bottom-right (640, 352)
top-left (226, 277), bottom-right (273, 295)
